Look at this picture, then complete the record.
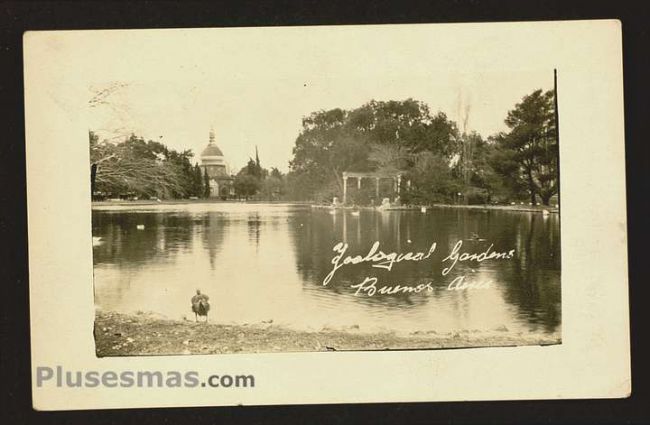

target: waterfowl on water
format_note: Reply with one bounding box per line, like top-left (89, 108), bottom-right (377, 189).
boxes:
top-left (191, 289), bottom-right (211, 322)
top-left (468, 232), bottom-right (487, 242)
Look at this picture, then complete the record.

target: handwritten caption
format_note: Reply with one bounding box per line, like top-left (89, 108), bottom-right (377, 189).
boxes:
top-left (323, 240), bottom-right (515, 296)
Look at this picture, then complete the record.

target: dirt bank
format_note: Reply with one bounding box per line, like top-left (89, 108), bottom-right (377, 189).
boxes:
top-left (94, 311), bottom-right (560, 356)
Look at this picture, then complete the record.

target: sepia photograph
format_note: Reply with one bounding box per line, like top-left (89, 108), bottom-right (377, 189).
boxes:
top-left (87, 51), bottom-right (561, 356)
top-left (23, 20), bottom-right (630, 410)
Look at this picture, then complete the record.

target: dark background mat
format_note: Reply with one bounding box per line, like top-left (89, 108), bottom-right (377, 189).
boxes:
top-left (1, 1), bottom-right (648, 424)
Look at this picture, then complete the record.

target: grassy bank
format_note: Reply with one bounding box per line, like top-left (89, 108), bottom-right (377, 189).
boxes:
top-left (95, 311), bottom-right (560, 356)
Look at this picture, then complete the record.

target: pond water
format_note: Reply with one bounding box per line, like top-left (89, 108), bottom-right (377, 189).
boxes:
top-left (92, 203), bottom-right (561, 334)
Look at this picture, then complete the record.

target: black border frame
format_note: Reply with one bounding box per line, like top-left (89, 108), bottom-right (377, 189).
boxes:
top-left (1, 1), bottom-right (647, 424)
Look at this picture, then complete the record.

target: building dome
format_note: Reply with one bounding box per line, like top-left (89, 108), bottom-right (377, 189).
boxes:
top-left (201, 144), bottom-right (223, 157)
top-left (199, 127), bottom-right (234, 198)
top-left (201, 128), bottom-right (224, 158)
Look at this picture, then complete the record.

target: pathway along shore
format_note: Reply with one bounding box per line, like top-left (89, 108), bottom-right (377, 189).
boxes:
top-left (95, 311), bottom-right (560, 356)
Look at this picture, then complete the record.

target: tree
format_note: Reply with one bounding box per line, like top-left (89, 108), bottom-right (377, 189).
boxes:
top-left (495, 89), bottom-right (558, 205)
top-left (261, 175), bottom-right (284, 201)
top-left (468, 137), bottom-right (507, 204)
top-left (269, 167), bottom-right (283, 180)
top-left (234, 174), bottom-right (261, 200)
top-left (402, 151), bottom-right (460, 205)
top-left (90, 132), bottom-right (188, 199)
top-left (255, 146), bottom-right (262, 176)
top-left (245, 158), bottom-right (261, 178)
top-left (192, 163), bottom-right (203, 197)
top-left (289, 108), bottom-right (369, 200)
top-left (368, 143), bottom-right (411, 174)
top-left (203, 168), bottom-right (211, 198)
top-left (347, 100), bottom-right (460, 156)
top-left (259, 167), bottom-right (286, 201)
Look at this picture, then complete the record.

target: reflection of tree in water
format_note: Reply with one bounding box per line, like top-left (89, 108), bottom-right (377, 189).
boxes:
top-left (289, 209), bottom-right (561, 329)
top-left (289, 210), bottom-right (456, 310)
top-left (200, 213), bottom-right (227, 270)
top-left (247, 212), bottom-right (261, 248)
top-left (488, 213), bottom-right (561, 332)
top-left (92, 211), bottom-right (193, 267)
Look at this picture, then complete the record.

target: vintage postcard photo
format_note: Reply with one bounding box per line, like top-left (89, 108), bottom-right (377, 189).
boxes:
top-left (25, 21), bottom-right (628, 409)
top-left (89, 72), bottom-right (561, 356)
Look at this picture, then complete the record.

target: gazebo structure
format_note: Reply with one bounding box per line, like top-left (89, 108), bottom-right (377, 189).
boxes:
top-left (341, 171), bottom-right (405, 204)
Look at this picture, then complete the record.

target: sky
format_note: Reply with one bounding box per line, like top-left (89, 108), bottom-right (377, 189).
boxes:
top-left (87, 25), bottom-right (554, 172)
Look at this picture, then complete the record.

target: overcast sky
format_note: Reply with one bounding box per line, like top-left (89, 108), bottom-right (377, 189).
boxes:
top-left (87, 25), bottom-right (554, 172)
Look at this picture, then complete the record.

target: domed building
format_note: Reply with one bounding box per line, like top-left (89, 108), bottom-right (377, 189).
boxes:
top-left (200, 128), bottom-right (234, 198)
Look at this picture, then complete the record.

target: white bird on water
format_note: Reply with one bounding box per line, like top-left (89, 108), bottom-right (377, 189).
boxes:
top-left (468, 232), bottom-right (487, 242)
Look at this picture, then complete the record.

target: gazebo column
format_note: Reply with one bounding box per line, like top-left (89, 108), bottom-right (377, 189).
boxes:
top-left (375, 177), bottom-right (380, 199)
top-left (357, 177), bottom-right (362, 190)
top-left (343, 175), bottom-right (348, 204)
top-left (397, 175), bottom-right (402, 194)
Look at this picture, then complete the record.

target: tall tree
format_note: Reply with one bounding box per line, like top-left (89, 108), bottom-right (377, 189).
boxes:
top-left (495, 89), bottom-right (558, 205)
top-left (203, 168), bottom-right (211, 198)
top-left (289, 108), bottom-right (369, 200)
top-left (193, 163), bottom-right (203, 197)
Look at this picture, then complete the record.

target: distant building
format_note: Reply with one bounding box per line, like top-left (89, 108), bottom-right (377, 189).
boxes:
top-left (200, 128), bottom-right (234, 198)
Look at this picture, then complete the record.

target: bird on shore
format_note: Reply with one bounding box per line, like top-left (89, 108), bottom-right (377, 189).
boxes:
top-left (191, 289), bottom-right (211, 323)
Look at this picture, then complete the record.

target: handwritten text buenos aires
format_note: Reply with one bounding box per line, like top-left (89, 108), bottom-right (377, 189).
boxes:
top-left (323, 240), bottom-right (515, 296)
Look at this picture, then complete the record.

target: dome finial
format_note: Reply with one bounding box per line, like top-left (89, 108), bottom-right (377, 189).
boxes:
top-left (209, 127), bottom-right (215, 144)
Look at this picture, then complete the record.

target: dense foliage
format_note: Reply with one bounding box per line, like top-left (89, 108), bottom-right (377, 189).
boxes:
top-left (90, 133), bottom-right (203, 199)
top-left (90, 89), bottom-right (559, 206)
top-left (286, 93), bottom-right (559, 206)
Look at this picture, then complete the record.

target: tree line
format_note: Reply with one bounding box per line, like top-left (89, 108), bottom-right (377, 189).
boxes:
top-left (90, 88), bottom-right (558, 206)
top-left (285, 89), bottom-right (558, 206)
top-left (89, 133), bottom-right (288, 201)
top-left (90, 133), bottom-right (203, 200)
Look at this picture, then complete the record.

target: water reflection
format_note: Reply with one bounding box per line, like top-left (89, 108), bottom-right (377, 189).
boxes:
top-left (92, 204), bottom-right (560, 334)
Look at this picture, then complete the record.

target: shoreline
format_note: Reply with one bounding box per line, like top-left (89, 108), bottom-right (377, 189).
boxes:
top-left (312, 203), bottom-right (559, 214)
top-left (91, 199), bottom-right (310, 207)
top-left (92, 199), bottom-right (558, 214)
top-left (94, 311), bottom-right (561, 356)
